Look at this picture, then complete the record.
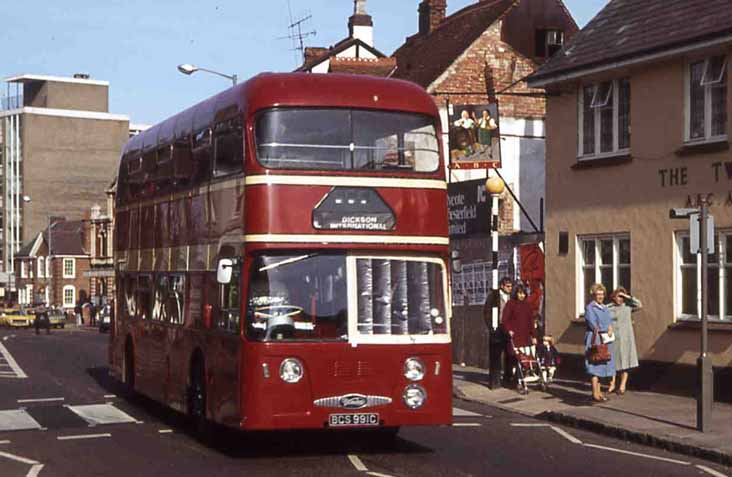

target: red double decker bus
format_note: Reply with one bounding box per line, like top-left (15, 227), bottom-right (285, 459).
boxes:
top-left (110, 73), bottom-right (452, 436)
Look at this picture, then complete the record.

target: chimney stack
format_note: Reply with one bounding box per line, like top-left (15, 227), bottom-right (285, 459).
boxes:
top-left (349, 0), bottom-right (374, 47)
top-left (419, 0), bottom-right (447, 35)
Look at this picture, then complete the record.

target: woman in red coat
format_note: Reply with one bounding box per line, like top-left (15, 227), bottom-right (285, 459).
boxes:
top-left (501, 284), bottom-right (537, 357)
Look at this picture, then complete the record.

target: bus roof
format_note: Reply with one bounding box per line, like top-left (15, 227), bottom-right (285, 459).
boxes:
top-left (122, 73), bottom-right (439, 157)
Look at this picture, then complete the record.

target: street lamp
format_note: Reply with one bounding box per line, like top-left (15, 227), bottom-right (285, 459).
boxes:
top-left (177, 63), bottom-right (237, 85)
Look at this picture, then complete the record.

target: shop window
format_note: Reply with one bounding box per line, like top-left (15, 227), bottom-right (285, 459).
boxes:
top-left (578, 78), bottom-right (631, 159)
top-left (63, 258), bottom-right (75, 278)
top-left (63, 285), bottom-right (76, 308)
top-left (577, 235), bottom-right (631, 315)
top-left (675, 231), bottom-right (731, 321)
top-left (687, 55), bottom-right (728, 142)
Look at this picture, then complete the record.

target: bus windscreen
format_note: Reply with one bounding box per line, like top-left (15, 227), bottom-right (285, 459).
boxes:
top-left (255, 109), bottom-right (440, 173)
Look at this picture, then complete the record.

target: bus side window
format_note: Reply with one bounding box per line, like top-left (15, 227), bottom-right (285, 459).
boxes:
top-left (153, 275), bottom-right (169, 322)
top-left (172, 137), bottom-right (193, 190)
top-left (155, 144), bottom-right (174, 195)
top-left (219, 265), bottom-right (241, 333)
top-left (136, 275), bottom-right (152, 320)
top-left (213, 118), bottom-right (244, 178)
top-left (191, 128), bottom-right (212, 185)
top-left (169, 274), bottom-right (186, 325)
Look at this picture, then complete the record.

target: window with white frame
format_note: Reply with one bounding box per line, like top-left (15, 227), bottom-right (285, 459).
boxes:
top-left (37, 257), bottom-right (44, 278)
top-left (578, 235), bottom-right (631, 314)
top-left (687, 55), bottom-right (728, 142)
top-left (63, 285), bottom-right (76, 308)
top-left (46, 257), bottom-right (50, 277)
top-left (20, 261), bottom-right (27, 278)
top-left (578, 78), bottom-right (631, 158)
top-left (675, 231), bottom-right (732, 321)
top-left (63, 258), bottom-right (75, 278)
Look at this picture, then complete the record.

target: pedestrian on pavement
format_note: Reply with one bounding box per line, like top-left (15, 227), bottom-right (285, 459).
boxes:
top-left (34, 308), bottom-right (51, 335)
top-left (585, 283), bottom-right (615, 402)
top-left (607, 287), bottom-right (642, 395)
top-left (501, 284), bottom-right (537, 387)
top-left (537, 335), bottom-right (560, 383)
top-left (483, 277), bottom-right (513, 388)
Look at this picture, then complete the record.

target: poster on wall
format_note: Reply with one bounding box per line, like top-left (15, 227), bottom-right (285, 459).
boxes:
top-left (448, 103), bottom-right (502, 170)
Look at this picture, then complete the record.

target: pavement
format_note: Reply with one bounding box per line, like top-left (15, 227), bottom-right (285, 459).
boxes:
top-left (453, 364), bottom-right (732, 467)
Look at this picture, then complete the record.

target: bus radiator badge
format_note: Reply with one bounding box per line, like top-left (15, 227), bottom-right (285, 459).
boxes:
top-left (314, 394), bottom-right (392, 410)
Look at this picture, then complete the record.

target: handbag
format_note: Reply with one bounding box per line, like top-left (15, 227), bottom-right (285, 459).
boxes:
top-left (587, 329), bottom-right (611, 364)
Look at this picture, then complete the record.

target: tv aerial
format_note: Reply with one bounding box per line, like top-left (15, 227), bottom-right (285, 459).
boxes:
top-left (278, 0), bottom-right (317, 67)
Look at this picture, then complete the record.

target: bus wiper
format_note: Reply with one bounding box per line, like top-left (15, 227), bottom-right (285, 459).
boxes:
top-left (258, 254), bottom-right (319, 272)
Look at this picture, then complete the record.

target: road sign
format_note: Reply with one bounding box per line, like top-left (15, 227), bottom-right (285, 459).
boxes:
top-left (690, 213), bottom-right (715, 254)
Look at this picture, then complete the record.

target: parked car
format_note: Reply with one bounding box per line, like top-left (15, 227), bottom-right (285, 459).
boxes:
top-left (99, 304), bottom-right (112, 333)
top-left (2, 309), bottom-right (35, 328)
top-left (48, 309), bottom-right (67, 329)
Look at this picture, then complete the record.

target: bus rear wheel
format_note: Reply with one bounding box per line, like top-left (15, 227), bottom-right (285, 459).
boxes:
top-left (188, 360), bottom-right (214, 444)
top-left (124, 340), bottom-right (135, 393)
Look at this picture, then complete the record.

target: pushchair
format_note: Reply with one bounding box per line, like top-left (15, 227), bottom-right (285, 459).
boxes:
top-left (509, 336), bottom-right (548, 394)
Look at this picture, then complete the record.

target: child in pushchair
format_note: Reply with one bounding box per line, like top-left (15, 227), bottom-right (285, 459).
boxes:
top-left (509, 335), bottom-right (547, 394)
top-left (536, 335), bottom-right (561, 384)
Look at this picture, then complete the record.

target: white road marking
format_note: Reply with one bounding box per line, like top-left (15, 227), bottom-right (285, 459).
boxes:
top-left (67, 404), bottom-right (139, 425)
top-left (0, 440), bottom-right (10, 444)
top-left (367, 472), bottom-right (396, 477)
top-left (452, 423), bottom-right (482, 427)
top-left (452, 407), bottom-right (482, 417)
top-left (57, 433), bottom-right (112, 441)
top-left (17, 397), bottom-right (65, 404)
top-left (103, 394), bottom-right (117, 399)
top-left (551, 426), bottom-right (583, 445)
top-left (348, 454), bottom-right (369, 472)
top-left (583, 443), bottom-right (690, 465)
top-left (0, 410), bottom-right (44, 431)
top-left (0, 341), bottom-right (27, 378)
top-left (510, 423), bottom-right (550, 427)
top-left (158, 429), bottom-right (173, 434)
top-left (27, 464), bottom-right (44, 477)
top-left (696, 464), bottom-right (729, 477)
top-left (0, 450), bottom-right (39, 465)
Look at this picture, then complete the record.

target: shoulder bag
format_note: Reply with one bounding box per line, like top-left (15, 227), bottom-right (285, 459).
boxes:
top-left (587, 328), bottom-right (611, 364)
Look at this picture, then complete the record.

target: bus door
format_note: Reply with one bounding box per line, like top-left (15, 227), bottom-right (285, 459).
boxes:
top-left (206, 266), bottom-right (242, 425)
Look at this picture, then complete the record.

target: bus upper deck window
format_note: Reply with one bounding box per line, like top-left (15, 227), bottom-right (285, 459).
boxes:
top-left (255, 109), bottom-right (439, 173)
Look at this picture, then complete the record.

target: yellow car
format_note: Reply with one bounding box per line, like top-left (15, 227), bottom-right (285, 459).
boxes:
top-left (3, 310), bottom-right (34, 328)
top-left (48, 310), bottom-right (67, 329)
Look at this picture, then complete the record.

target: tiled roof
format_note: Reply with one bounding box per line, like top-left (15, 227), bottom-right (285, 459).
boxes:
top-left (392, 0), bottom-right (517, 88)
top-left (328, 57), bottom-right (397, 77)
top-left (296, 37), bottom-right (387, 72)
top-left (530, 0), bottom-right (732, 85)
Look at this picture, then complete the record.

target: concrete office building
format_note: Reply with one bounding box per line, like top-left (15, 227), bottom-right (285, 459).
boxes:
top-left (0, 74), bottom-right (129, 299)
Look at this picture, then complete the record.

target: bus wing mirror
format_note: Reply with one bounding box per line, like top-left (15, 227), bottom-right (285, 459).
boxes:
top-left (217, 258), bottom-right (234, 284)
top-left (203, 304), bottom-right (213, 329)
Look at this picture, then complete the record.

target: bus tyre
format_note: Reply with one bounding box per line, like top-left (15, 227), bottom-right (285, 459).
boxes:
top-left (188, 360), bottom-right (214, 445)
top-left (124, 340), bottom-right (136, 393)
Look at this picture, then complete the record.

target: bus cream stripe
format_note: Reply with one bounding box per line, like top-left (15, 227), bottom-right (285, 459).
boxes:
top-left (244, 175), bottom-right (447, 190)
top-left (244, 234), bottom-right (449, 245)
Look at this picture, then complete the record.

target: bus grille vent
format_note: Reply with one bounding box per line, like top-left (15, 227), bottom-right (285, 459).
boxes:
top-left (333, 361), bottom-right (374, 377)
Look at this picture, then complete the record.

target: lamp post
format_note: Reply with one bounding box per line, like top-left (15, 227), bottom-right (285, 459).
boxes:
top-left (177, 64), bottom-right (237, 86)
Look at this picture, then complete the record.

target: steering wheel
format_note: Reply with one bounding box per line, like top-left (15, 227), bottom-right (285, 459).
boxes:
top-left (253, 305), bottom-right (304, 320)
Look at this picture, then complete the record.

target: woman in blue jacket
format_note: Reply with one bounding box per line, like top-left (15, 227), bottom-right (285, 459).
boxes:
top-left (585, 283), bottom-right (615, 402)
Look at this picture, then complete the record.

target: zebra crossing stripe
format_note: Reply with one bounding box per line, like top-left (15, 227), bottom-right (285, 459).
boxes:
top-left (0, 342), bottom-right (26, 378)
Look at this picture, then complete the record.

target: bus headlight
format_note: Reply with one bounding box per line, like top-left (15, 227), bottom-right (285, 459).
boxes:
top-left (403, 384), bottom-right (427, 409)
top-left (404, 357), bottom-right (425, 381)
top-left (279, 358), bottom-right (304, 383)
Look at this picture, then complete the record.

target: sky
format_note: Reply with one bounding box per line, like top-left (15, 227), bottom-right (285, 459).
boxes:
top-left (1, 0), bottom-right (608, 126)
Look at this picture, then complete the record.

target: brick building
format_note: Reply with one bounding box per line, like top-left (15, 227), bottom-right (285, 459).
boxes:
top-left (85, 179), bottom-right (116, 305)
top-left (0, 74), bottom-right (129, 300)
top-left (390, 0), bottom-right (577, 367)
top-left (15, 218), bottom-right (91, 313)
